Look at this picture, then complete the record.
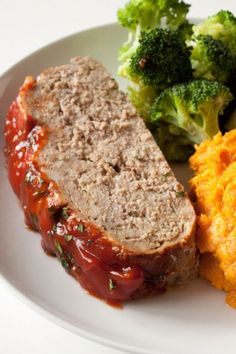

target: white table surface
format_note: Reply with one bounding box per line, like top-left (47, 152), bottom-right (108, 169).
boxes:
top-left (1, 1), bottom-right (236, 353)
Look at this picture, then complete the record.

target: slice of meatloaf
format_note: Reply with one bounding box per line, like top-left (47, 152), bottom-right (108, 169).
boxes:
top-left (5, 56), bottom-right (197, 303)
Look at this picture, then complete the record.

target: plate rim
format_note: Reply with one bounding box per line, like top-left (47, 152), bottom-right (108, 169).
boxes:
top-left (0, 271), bottom-right (160, 354)
top-left (0, 22), bottom-right (119, 81)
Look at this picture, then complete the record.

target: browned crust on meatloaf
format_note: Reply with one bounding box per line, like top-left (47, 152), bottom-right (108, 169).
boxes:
top-left (19, 56), bottom-right (197, 291)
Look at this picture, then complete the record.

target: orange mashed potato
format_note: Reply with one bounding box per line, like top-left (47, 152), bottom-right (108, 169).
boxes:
top-left (189, 130), bottom-right (236, 308)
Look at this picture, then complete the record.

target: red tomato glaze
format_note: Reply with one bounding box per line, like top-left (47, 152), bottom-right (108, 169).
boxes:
top-left (4, 84), bottom-right (145, 305)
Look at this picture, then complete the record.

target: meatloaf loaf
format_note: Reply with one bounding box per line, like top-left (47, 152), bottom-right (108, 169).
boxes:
top-left (5, 56), bottom-right (197, 304)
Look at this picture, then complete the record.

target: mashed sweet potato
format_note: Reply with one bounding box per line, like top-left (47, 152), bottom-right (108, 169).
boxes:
top-left (189, 130), bottom-right (236, 308)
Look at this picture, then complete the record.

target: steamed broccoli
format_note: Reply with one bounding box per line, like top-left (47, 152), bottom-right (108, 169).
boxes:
top-left (190, 34), bottom-right (235, 83)
top-left (128, 28), bottom-right (192, 90)
top-left (128, 85), bottom-right (157, 119)
top-left (193, 10), bottom-right (236, 56)
top-left (118, 0), bottom-right (192, 81)
top-left (117, 0), bottom-right (191, 32)
top-left (188, 10), bottom-right (236, 84)
top-left (154, 122), bottom-right (194, 161)
top-left (150, 80), bottom-right (233, 148)
top-left (120, 27), bottom-right (192, 118)
top-left (117, 0), bottom-right (193, 119)
top-left (117, 2), bottom-right (236, 162)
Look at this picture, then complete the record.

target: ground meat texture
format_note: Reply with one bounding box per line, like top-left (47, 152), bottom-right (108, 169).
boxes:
top-left (6, 56), bottom-right (198, 303)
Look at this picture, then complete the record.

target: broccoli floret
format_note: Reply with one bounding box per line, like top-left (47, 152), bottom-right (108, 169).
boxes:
top-left (118, 0), bottom-right (192, 82)
top-left (178, 21), bottom-right (193, 41)
top-left (190, 34), bottom-right (235, 83)
top-left (119, 27), bottom-right (192, 118)
top-left (117, 0), bottom-right (158, 31)
top-left (117, 0), bottom-right (190, 31)
top-left (117, 0), bottom-right (193, 119)
top-left (128, 28), bottom-right (192, 91)
top-left (150, 79), bottom-right (233, 145)
top-left (154, 122), bottom-right (194, 161)
top-left (159, 0), bottom-right (191, 30)
top-left (189, 11), bottom-right (236, 90)
top-left (193, 10), bottom-right (236, 56)
top-left (128, 84), bottom-right (157, 119)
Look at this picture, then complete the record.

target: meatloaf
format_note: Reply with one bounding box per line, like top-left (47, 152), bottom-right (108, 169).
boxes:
top-left (5, 56), bottom-right (197, 304)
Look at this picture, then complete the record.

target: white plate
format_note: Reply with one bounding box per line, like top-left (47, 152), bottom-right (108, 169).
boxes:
top-left (1, 23), bottom-right (236, 354)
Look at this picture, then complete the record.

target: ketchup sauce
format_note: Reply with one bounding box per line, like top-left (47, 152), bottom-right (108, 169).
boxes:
top-left (4, 82), bottom-right (145, 305)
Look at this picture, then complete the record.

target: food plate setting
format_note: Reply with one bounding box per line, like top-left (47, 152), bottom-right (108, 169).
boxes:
top-left (1, 1), bottom-right (236, 353)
